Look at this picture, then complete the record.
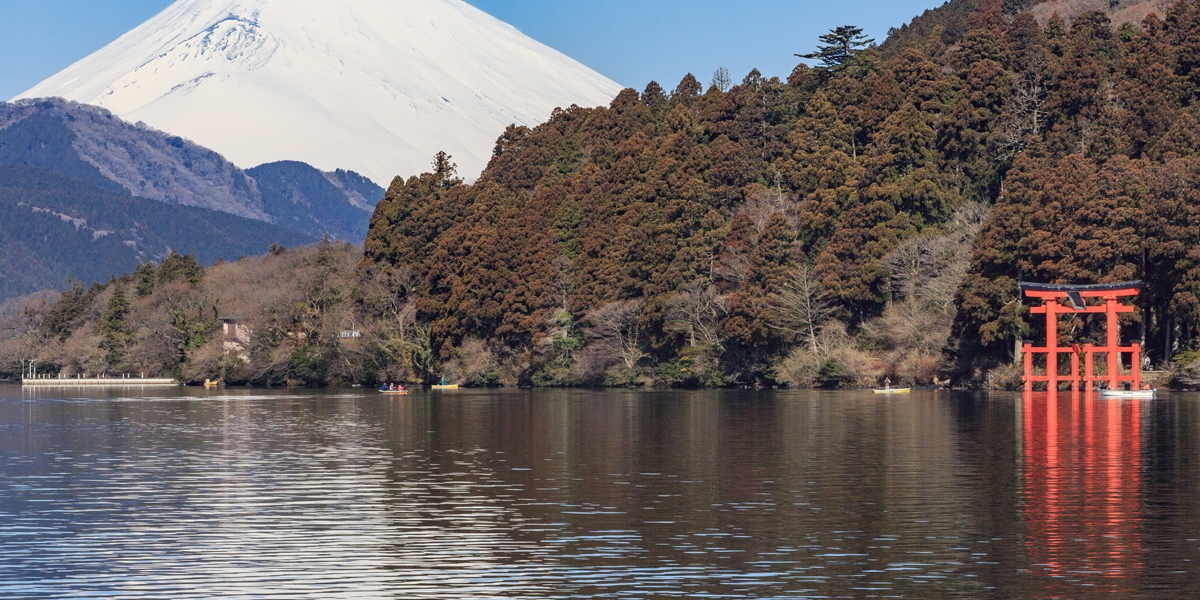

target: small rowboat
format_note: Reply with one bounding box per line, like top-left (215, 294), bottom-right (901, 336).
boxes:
top-left (873, 388), bottom-right (911, 394)
top-left (431, 384), bottom-right (459, 390)
top-left (203, 378), bottom-right (220, 388)
top-left (1098, 389), bottom-right (1156, 400)
top-left (381, 390), bottom-right (410, 395)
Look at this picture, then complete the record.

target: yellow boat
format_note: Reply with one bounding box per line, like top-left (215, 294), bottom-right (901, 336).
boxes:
top-left (872, 387), bottom-right (911, 394)
top-left (431, 377), bottom-right (458, 390)
top-left (203, 378), bottom-right (220, 388)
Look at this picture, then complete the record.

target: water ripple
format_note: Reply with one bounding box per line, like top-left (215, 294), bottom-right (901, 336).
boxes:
top-left (2, 388), bottom-right (1199, 597)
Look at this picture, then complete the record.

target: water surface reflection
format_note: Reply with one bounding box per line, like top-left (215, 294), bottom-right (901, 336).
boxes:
top-left (2, 387), bottom-right (1199, 598)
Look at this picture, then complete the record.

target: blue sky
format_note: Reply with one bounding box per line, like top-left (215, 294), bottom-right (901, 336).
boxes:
top-left (0, 0), bottom-right (945, 100)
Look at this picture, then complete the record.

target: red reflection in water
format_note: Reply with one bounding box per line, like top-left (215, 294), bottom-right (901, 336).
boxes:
top-left (1023, 391), bottom-right (1143, 593)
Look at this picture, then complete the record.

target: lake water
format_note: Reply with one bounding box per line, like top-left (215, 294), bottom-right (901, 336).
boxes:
top-left (2, 386), bottom-right (1200, 598)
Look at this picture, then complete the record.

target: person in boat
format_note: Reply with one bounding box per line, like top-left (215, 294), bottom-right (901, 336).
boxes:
top-left (398, 384), bottom-right (405, 392)
top-left (884, 376), bottom-right (891, 390)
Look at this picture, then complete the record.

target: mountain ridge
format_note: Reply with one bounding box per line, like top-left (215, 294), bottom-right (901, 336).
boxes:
top-left (0, 98), bottom-right (378, 242)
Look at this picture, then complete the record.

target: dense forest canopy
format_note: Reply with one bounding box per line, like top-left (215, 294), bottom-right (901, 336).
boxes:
top-left (362, 0), bottom-right (1200, 387)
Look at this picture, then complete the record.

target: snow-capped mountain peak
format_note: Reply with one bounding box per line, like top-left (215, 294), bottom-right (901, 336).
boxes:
top-left (17, 0), bottom-right (623, 184)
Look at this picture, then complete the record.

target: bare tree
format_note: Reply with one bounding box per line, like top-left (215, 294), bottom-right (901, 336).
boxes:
top-left (665, 281), bottom-right (728, 349)
top-left (360, 265), bottom-right (417, 340)
top-left (351, 264), bottom-right (434, 381)
top-left (711, 67), bottom-right (732, 92)
top-left (714, 246), bottom-right (753, 284)
top-left (993, 59), bottom-right (1049, 162)
top-left (585, 299), bottom-right (645, 369)
top-left (865, 201), bottom-right (993, 367)
top-left (553, 255), bottom-right (575, 310)
top-left (301, 237), bottom-right (344, 316)
top-left (0, 291), bottom-right (59, 374)
top-left (887, 201), bottom-right (990, 308)
top-left (767, 261), bottom-right (835, 352)
top-left (740, 186), bottom-right (798, 236)
top-left (888, 237), bottom-right (929, 302)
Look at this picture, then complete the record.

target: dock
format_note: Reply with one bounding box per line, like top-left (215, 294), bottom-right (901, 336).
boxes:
top-left (22, 377), bottom-right (178, 387)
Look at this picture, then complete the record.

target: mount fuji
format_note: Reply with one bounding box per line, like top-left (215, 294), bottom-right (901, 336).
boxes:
top-left (15, 0), bottom-right (623, 185)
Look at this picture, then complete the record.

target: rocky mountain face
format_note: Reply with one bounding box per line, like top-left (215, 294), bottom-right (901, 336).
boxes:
top-left (0, 98), bottom-right (378, 242)
top-left (15, 0), bottom-right (623, 183)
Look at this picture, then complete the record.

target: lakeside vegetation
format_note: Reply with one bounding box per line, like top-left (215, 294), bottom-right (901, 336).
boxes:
top-left (4, 0), bottom-right (1200, 389)
top-left (0, 241), bottom-right (443, 387)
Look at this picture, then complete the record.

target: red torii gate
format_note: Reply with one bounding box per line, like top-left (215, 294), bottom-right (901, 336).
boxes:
top-left (1021, 281), bottom-right (1143, 392)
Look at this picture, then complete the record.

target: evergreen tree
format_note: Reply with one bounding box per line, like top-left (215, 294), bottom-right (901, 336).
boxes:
top-left (863, 103), bottom-right (959, 221)
top-left (432, 151), bottom-right (460, 189)
top-left (133, 262), bottom-right (157, 297)
top-left (158, 252), bottom-right (204, 285)
top-left (943, 58), bottom-right (1012, 201)
top-left (99, 283), bottom-right (131, 366)
top-left (352, 1), bottom-right (1200, 384)
top-left (673, 73), bottom-right (703, 101)
top-left (641, 81), bottom-right (669, 120)
top-left (798, 25), bottom-right (875, 69)
top-left (40, 281), bottom-right (102, 342)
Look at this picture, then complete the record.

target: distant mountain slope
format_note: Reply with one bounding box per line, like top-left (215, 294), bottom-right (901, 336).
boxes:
top-left (14, 0), bottom-right (623, 183)
top-left (0, 164), bottom-right (313, 300)
top-left (325, 169), bottom-right (385, 211)
top-left (0, 98), bottom-right (376, 241)
top-left (247, 161), bottom-right (381, 242)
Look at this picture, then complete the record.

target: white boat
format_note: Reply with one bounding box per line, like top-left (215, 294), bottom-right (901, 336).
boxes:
top-left (1098, 389), bottom-right (1156, 399)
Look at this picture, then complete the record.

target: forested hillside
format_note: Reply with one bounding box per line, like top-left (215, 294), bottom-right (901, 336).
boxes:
top-left (361, 0), bottom-right (1200, 387)
top-left (0, 242), bottom-right (367, 384)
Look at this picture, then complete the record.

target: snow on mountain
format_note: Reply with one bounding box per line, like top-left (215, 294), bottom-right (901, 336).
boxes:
top-left (16, 0), bottom-right (623, 184)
